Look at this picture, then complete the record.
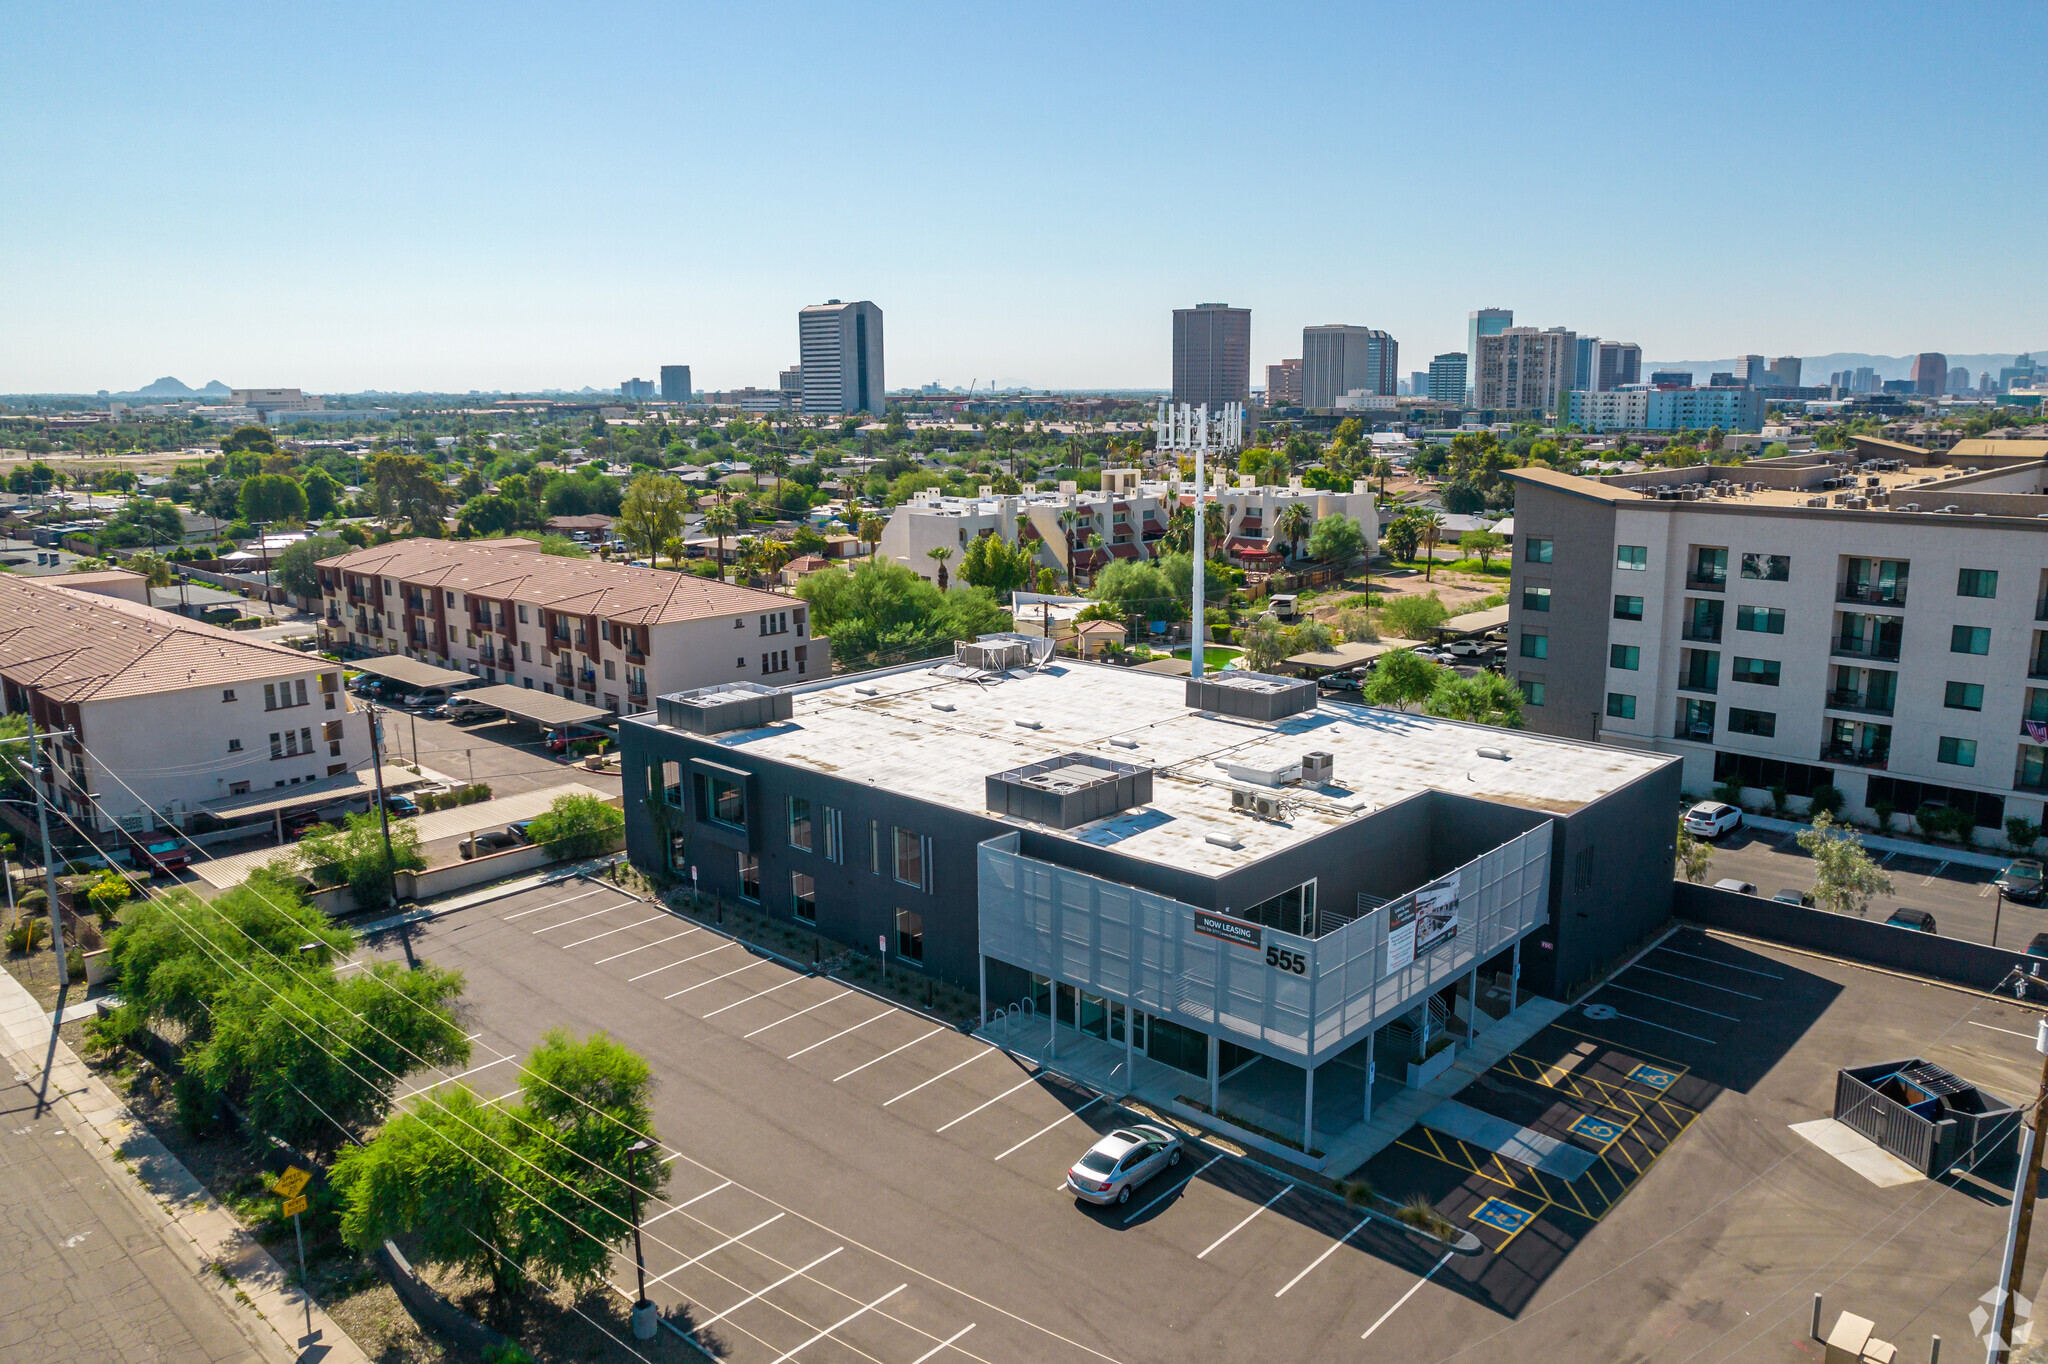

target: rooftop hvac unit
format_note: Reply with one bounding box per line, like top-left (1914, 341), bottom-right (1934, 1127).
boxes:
top-left (1807, 496), bottom-right (1827, 507)
top-left (1301, 750), bottom-right (1334, 784)
top-left (1219, 756), bottom-right (1302, 787)
top-left (1846, 496), bottom-right (1867, 509)
top-left (1230, 788), bottom-right (1286, 821)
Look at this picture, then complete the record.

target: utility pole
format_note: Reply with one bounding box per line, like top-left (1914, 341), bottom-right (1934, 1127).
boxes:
top-left (25, 720), bottom-right (67, 988)
top-left (364, 703), bottom-right (397, 890)
top-left (1988, 1014), bottom-right (2048, 1363)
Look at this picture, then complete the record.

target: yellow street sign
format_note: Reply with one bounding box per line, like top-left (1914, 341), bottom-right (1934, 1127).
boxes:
top-left (281, 1194), bottom-right (309, 1218)
top-left (274, 1166), bottom-right (311, 1199)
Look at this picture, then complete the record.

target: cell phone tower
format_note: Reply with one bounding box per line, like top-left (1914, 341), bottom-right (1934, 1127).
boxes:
top-left (1153, 401), bottom-right (1244, 677)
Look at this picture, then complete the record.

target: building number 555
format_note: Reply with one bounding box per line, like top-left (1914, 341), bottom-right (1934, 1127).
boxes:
top-left (1265, 945), bottom-right (1306, 974)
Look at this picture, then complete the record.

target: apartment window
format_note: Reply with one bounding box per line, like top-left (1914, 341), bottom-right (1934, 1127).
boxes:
top-left (1741, 553), bottom-right (1791, 582)
top-left (1951, 625), bottom-right (1991, 655)
top-left (1525, 538), bottom-right (1553, 563)
top-left (227, 737), bottom-right (243, 752)
top-left (1520, 632), bottom-right (1548, 659)
top-left (1957, 568), bottom-right (1999, 599)
top-left (792, 871), bottom-right (816, 923)
top-left (300, 727), bottom-right (311, 754)
top-left (269, 732), bottom-right (283, 759)
top-left (822, 806), bottom-right (843, 863)
top-left (603, 660), bottom-right (615, 680)
top-left (737, 852), bottom-right (759, 901)
top-left (383, 579), bottom-right (392, 596)
top-left (265, 682), bottom-right (278, 710)
top-left (1728, 708), bottom-right (1777, 737)
top-left (1522, 585), bottom-right (1551, 612)
top-left (517, 604), bottom-right (529, 623)
top-left (222, 688), bottom-right (236, 702)
top-left (893, 827), bottom-right (925, 889)
top-left (1610, 644), bottom-right (1639, 670)
top-left (1938, 736), bottom-right (1978, 767)
top-left (445, 591), bottom-right (456, 608)
top-left (229, 780), bottom-right (251, 796)
top-left (1614, 595), bottom-right (1644, 622)
top-left (869, 819), bottom-right (881, 875)
top-left (693, 772), bottom-right (747, 829)
top-left (788, 796), bottom-right (813, 851)
top-left (1616, 545), bottom-right (1647, 571)
top-left (1945, 682), bottom-right (1985, 712)
top-left (1731, 657), bottom-right (1781, 686)
top-left (1518, 679), bottom-right (1545, 705)
top-left (295, 678), bottom-right (308, 706)
top-left (1607, 693), bottom-right (1636, 720)
top-left (1737, 606), bottom-right (1786, 634)
top-left (895, 908), bottom-right (924, 963)
top-left (521, 643), bottom-right (531, 662)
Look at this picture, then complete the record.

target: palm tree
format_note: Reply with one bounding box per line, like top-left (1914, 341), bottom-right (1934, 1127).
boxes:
top-left (1371, 455), bottom-right (1395, 498)
top-left (858, 511), bottom-right (886, 561)
top-left (1275, 501), bottom-right (1314, 561)
top-left (1416, 510), bottom-right (1446, 582)
top-left (926, 545), bottom-right (952, 591)
top-left (1082, 533), bottom-right (1104, 589)
top-left (1057, 508), bottom-right (1078, 591)
top-left (702, 501), bottom-right (738, 581)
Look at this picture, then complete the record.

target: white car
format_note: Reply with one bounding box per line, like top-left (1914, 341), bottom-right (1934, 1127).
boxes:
top-left (1065, 1125), bottom-right (1183, 1206)
top-left (1444, 639), bottom-right (1489, 657)
top-left (1684, 801), bottom-right (1743, 839)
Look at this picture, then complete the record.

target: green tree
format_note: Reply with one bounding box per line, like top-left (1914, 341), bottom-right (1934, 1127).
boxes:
top-left (617, 473), bottom-right (690, 564)
top-left (1090, 559), bottom-right (1179, 622)
top-left (237, 472), bottom-right (309, 524)
top-left (794, 560), bottom-right (1010, 661)
top-left (1241, 618), bottom-right (1333, 673)
top-left (1306, 513), bottom-right (1366, 564)
top-left (123, 549), bottom-right (176, 589)
top-left (958, 531), bottom-right (1038, 597)
top-left (857, 511), bottom-right (886, 560)
top-left (294, 812), bottom-right (425, 911)
top-left (926, 545), bottom-right (953, 590)
top-left (1381, 513), bottom-right (1421, 562)
top-left (275, 536), bottom-right (346, 599)
top-left (457, 493), bottom-right (533, 538)
top-left (1363, 649), bottom-right (1442, 711)
top-left (1378, 591), bottom-right (1449, 640)
top-left (1457, 529), bottom-right (1505, 568)
top-left (525, 793), bottom-right (624, 861)
top-left (300, 466), bottom-right (342, 518)
top-left (1795, 812), bottom-right (1894, 917)
top-left (1422, 671), bottom-right (1523, 727)
top-left (701, 501), bottom-right (738, 577)
top-left (1675, 823), bottom-right (1714, 883)
top-left (220, 424), bottom-right (276, 454)
top-left (369, 452), bottom-right (450, 533)
top-left (1414, 509), bottom-right (1446, 582)
top-left (1274, 501), bottom-right (1314, 560)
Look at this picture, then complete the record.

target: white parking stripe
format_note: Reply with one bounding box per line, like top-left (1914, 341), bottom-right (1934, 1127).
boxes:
top-left (935, 1074), bottom-right (1042, 1133)
top-left (1969, 1020), bottom-right (2038, 1039)
top-left (1122, 1151), bottom-right (1224, 1223)
top-left (644, 1213), bottom-right (783, 1289)
top-left (993, 1096), bottom-right (1102, 1161)
top-left (832, 1027), bottom-right (943, 1082)
top-left (1275, 1215), bottom-right (1369, 1296)
top-left (666, 959), bottom-right (769, 999)
top-left (396, 1054), bottom-right (515, 1100)
top-left (1652, 945), bottom-right (1784, 979)
top-left (501, 887), bottom-right (609, 921)
top-left (907, 1324), bottom-right (976, 1363)
top-left (595, 927), bottom-right (701, 963)
top-left (702, 975), bottom-right (809, 1018)
top-left (691, 1247), bottom-right (842, 1331)
top-left (786, 1008), bottom-right (894, 1060)
top-left (644, 1179), bottom-right (733, 1227)
top-left (1360, 1251), bottom-right (1453, 1340)
top-left (1590, 1007), bottom-right (1718, 1044)
top-left (560, 914), bottom-right (667, 949)
top-left (744, 995), bottom-right (841, 1039)
top-left (885, 1048), bottom-right (995, 1105)
top-left (629, 941), bottom-right (733, 981)
top-left (1197, 1185), bottom-right (1289, 1259)
top-left (531, 903), bottom-right (624, 933)
top-left (766, 1283), bottom-right (904, 1363)
top-left (1599, 981), bottom-right (1739, 1020)
top-left (1627, 963), bottom-right (1762, 999)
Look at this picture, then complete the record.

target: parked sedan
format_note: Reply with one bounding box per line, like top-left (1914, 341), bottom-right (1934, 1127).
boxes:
top-left (1998, 859), bottom-right (2045, 903)
top-left (1884, 907), bottom-right (1937, 933)
top-left (1683, 802), bottom-right (1743, 839)
top-left (1065, 1125), bottom-right (1183, 1206)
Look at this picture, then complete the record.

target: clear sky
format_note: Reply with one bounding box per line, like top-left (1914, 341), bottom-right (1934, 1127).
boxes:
top-left (5, 1), bottom-right (2043, 395)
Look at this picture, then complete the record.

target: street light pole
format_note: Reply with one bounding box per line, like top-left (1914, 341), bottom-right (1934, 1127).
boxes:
top-left (1993, 887), bottom-right (2007, 949)
top-left (25, 720), bottom-right (67, 988)
top-left (626, 1138), bottom-right (656, 1339)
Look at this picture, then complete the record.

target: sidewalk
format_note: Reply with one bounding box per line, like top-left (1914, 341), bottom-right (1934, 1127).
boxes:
top-left (0, 964), bottom-right (367, 1364)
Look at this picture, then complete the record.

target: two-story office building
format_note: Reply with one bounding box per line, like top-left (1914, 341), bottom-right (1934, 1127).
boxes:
top-left (315, 538), bottom-right (829, 714)
top-left (620, 649), bottom-right (1676, 1141)
top-left (1506, 437), bottom-right (2048, 843)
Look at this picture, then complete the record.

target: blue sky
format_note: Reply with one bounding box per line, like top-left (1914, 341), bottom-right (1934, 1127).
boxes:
top-left (4, 1), bottom-right (2043, 394)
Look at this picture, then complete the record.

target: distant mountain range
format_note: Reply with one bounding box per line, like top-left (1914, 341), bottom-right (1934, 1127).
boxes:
top-left (122, 376), bottom-right (233, 398)
top-left (1640, 351), bottom-right (2045, 383)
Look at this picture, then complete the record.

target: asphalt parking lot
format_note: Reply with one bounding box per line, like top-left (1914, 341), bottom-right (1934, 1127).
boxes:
top-left (1702, 823), bottom-right (2037, 948)
top-left (368, 702), bottom-right (622, 803)
top-left (352, 887), bottom-right (2048, 1362)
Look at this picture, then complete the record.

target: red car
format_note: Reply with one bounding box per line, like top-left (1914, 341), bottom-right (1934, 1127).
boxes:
top-left (136, 838), bottom-right (191, 875)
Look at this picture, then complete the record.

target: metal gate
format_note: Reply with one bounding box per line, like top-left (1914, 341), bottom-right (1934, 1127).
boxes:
top-left (1834, 1069), bottom-right (1937, 1174)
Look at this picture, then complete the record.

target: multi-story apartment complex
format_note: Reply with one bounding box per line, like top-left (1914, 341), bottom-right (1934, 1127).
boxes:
top-left (799, 300), bottom-right (885, 416)
top-left (1503, 436), bottom-right (2048, 844)
top-left (1466, 308), bottom-right (1512, 401)
top-left (314, 539), bottom-right (830, 714)
top-left (875, 469), bottom-right (1377, 584)
top-left (1474, 327), bottom-right (1576, 414)
top-left (1172, 303), bottom-right (1250, 410)
top-left (660, 365), bottom-right (692, 402)
top-left (1264, 359), bottom-right (1301, 407)
top-left (0, 574), bottom-right (373, 834)
top-left (1300, 325), bottom-right (1398, 409)
top-left (1566, 386), bottom-right (1766, 433)
top-left (1427, 352), bottom-right (1468, 404)
top-left (620, 377), bottom-right (655, 401)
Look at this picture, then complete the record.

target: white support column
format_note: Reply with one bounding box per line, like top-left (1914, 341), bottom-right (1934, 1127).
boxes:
top-left (1511, 939), bottom-right (1522, 1013)
top-left (1208, 1033), bottom-right (1220, 1113)
top-left (1124, 1003), bottom-right (1135, 1090)
top-left (1049, 978), bottom-right (1058, 1059)
top-left (1467, 962), bottom-right (1481, 1037)
top-left (1304, 1063), bottom-right (1315, 1148)
top-left (1364, 1030), bottom-right (1376, 1125)
top-left (978, 954), bottom-right (987, 1029)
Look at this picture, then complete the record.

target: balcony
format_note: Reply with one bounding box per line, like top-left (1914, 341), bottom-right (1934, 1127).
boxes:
top-left (1832, 636), bottom-right (1901, 662)
top-left (1673, 718), bottom-right (1716, 742)
top-left (2032, 653), bottom-right (2048, 681)
top-left (1684, 573), bottom-right (1726, 593)
top-left (2037, 598), bottom-right (2048, 624)
top-left (1680, 620), bottom-right (1722, 643)
top-left (1821, 742), bottom-right (1890, 769)
top-left (1826, 689), bottom-right (1895, 717)
top-left (1837, 581), bottom-right (1909, 607)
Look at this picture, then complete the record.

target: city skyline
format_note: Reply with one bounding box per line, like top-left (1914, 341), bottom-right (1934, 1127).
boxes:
top-left (4, 1), bottom-right (2045, 394)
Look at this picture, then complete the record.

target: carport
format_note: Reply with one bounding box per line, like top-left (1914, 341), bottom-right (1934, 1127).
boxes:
top-left (1436, 604), bottom-right (1509, 641)
top-left (201, 764), bottom-right (424, 844)
top-left (346, 654), bottom-right (479, 693)
top-left (454, 683), bottom-right (612, 732)
top-left (1284, 640), bottom-right (1390, 678)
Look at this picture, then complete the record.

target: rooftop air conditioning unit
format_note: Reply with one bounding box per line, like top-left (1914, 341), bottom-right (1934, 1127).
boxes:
top-left (1301, 751), bottom-right (1333, 784)
top-left (1230, 788), bottom-right (1286, 821)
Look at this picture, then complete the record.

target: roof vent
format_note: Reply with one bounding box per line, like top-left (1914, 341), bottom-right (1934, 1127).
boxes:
top-left (1108, 736), bottom-right (1139, 749)
top-left (931, 701), bottom-right (956, 712)
top-left (1015, 718), bottom-right (1043, 730)
top-left (1476, 746), bottom-right (1512, 761)
top-left (655, 682), bottom-right (791, 735)
top-left (855, 685), bottom-right (879, 696)
top-left (1204, 830), bottom-right (1244, 850)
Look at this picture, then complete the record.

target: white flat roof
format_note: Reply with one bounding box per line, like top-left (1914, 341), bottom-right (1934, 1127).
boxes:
top-left (680, 661), bottom-right (1671, 877)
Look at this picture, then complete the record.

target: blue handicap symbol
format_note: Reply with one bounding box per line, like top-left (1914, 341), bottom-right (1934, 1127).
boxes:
top-left (1628, 1063), bottom-right (1676, 1090)
top-left (1470, 1197), bottom-right (1534, 1236)
top-left (1569, 1114), bottom-right (1622, 1144)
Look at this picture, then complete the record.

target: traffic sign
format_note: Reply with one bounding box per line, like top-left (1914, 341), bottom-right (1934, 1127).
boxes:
top-left (274, 1166), bottom-right (311, 1198)
top-left (281, 1194), bottom-right (309, 1218)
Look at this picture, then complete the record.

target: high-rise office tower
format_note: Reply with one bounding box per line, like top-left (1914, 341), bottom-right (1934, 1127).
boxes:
top-left (1467, 308), bottom-right (1513, 399)
top-left (621, 377), bottom-right (655, 401)
top-left (659, 365), bottom-right (691, 402)
top-left (1767, 356), bottom-right (1802, 389)
top-left (1909, 352), bottom-right (1947, 397)
top-left (1575, 336), bottom-right (1598, 391)
top-left (1733, 355), bottom-right (1768, 386)
top-left (1854, 366), bottom-right (1877, 394)
top-left (1300, 325), bottom-right (1398, 408)
top-left (799, 300), bottom-right (885, 416)
top-left (1427, 353), bottom-right (1468, 403)
top-left (2001, 355), bottom-right (2038, 391)
top-left (1410, 370), bottom-right (1428, 397)
top-left (1172, 304), bottom-right (1251, 409)
top-left (1475, 327), bottom-right (1576, 413)
top-left (1264, 359), bottom-right (1302, 407)
top-left (1946, 365), bottom-right (1970, 396)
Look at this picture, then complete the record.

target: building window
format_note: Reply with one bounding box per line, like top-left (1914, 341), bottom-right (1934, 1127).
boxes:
top-left (295, 678), bottom-right (308, 706)
top-left (1740, 553), bottom-right (1791, 582)
top-left (822, 807), bottom-right (843, 863)
top-left (604, 660), bottom-right (615, 680)
top-left (1616, 545), bottom-right (1647, 571)
top-left (1737, 606), bottom-right (1786, 634)
top-left (788, 796), bottom-right (813, 851)
top-left (1518, 679), bottom-right (1545, 705)
top-left (895, 908), bottom-right (924, 963)
top-left (227, 737), bottom-right (243, 752)
top-left (693, 773), bottom-right (747, 829)
top-left (222, 688), bottom-right (236, 702)
top-left (1951, 625), bottom-right (1990, 655)
top-left (1614, 595), bottom-right (1644, 622)
top-left (517, 604), bottom-right (529, 623)
top-left (229, 780), bottom-right (251, 795)
top-left (1526, 538), bottom-right (1553, 563)
top-left (737, 852), bottom-right (759, 901)
top-left (522, 642), bottom-right (531, 662)
top-left (1728, 707), bottom-right (1777, 737)
top-left (1957, 568), bottom-right (1999, 599)
top-left (1945, 681), bottom-right (1984, 712)
top-left (1679, 697), bottom-right (1716, 739)
top-left (792, 871), bottom-right (816, 923)
top-left (269, 732), bottom-right (283, 759)
top-left (1243, 880), bottom-right (1317, 936)
top-left (1938, 736), bottom-right (1977, 767)
top-left (893, 827), bottom-right (924, 888)
top-left (1607, 693), bottom-right (1635, 719)
top-left (660, 761), bottom-right (683, 807)
top-left (1522, 585), bottom-right (1551, 612)
top-left (1731, 657), bottom-right (1781, 686)
top-left (1520, 632), bottom-right (1547, 659)
top-left (1610, 644), bottom-right (1639, 670)
top-left (265, 683), bottom-right (278, 710)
